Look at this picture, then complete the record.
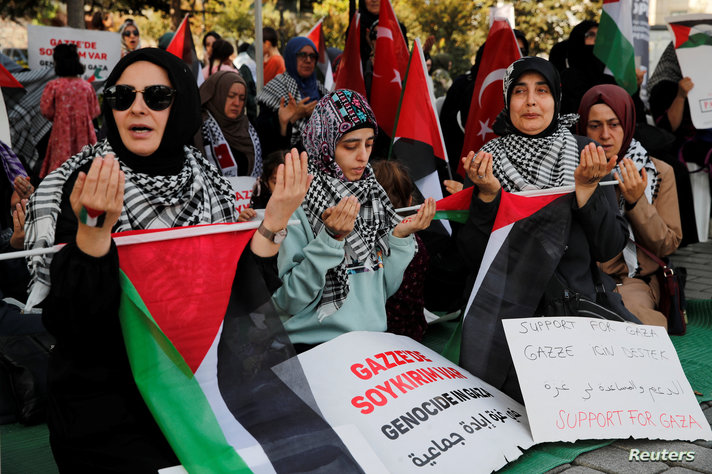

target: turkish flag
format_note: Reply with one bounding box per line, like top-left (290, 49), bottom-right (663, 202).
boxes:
top-left (306, 18), bottom-right (334, 91)
top-left (458, 19), bottom-right (521, 177)
top-left (334, 12), bottom-right (367, 98)
top-left (369, 0), bottom-right (409, 137)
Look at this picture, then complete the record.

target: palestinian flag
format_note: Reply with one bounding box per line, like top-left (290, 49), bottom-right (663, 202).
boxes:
top-left (459, 191), bottom-right (572, 389)
top-left (115, 225), bottom-right (361, 473)
top-left (307, 18), bottom-right (334, 91)
top-left (594, 0), bottom-right (638, 94)
top-left (0, 63), bottom-right (23, 89)
top-left (167, 14), bottom-right (202, 84)
top-left (391, 38), bottom-right (449, 211)
top-left (433, 186), bottom-right (474, 223)
top-left (334, 12), bottom-right (367, 98)
top-left (370, 0), bottom-right (409, 137)
top-left (459, 19), bottom-right (520, 178)
top-left (668, 17), bottom-right (712, 49)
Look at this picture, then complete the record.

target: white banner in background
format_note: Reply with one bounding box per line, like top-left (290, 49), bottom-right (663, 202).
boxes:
top-left (274, 331), bottom-right (534, 473)
top-left (27, 25), bottom-right (121, 83)
top-left (503, 317), bottom-right (712, 443)
top-left (226, 176), bottom-right (256, 215)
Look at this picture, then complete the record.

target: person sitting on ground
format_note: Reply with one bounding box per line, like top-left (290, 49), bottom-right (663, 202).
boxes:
top-left (196, 70), bottom-right (262, 177)
top-left (456, 57), bottom-right (633, 402)
top-left (256, 36), bottom-right (328, 155)
top-left (272, 89), bottom-right (435, 352)
top-left (578, 84), bottom-right (682, 328)
top-left (238, 150), bottom-right (286, 222)
top-left (23, 48), bottom-right (311, 472)
top-left (372, 160), bottom-right (430, 341)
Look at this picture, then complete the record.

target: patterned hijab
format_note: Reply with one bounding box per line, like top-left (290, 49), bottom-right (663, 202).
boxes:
top-left (24, 49), bottom-right (236, 308)
top-left (199, 70), bottom-right (258, 174)
top-left (301, 89), bottom-right (401, 320)
top-left (578, 84), bottom-right (660, 277)
top-left (484, 57), bottom-right (580, 191)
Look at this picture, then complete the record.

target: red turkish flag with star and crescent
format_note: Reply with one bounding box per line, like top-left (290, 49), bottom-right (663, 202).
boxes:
top-left (458, 19), bottom-right (521, 177)
top-left (369, 0), bottom-right (409, 137)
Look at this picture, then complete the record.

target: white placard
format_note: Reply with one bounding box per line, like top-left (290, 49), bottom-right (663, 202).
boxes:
top-left (666, 14), bottom-right (712, 129)
top-left (503, 317), bottom-right (712, 443)
top-left (27, 25), bottom-right (121, 83)
top-left (274, 331), bottom-right (534, 473)
top-left (226, 176), bottom-right (256, 215)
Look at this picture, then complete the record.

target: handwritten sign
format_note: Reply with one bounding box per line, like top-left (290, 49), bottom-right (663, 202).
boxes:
top-left (273, 331), bottom-right (534, 473)
top-left (666, 14), bottom-right (712, 129)
top-left (27, 25), bottom-right (121, 83)
top-left (503, 317), bottom-right (712, 443)
top-left (225, 176), bottom-right (256, 214)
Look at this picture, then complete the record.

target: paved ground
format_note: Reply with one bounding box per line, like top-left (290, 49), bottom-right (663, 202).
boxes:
top-left (546, 239), bottom-right (712, 473)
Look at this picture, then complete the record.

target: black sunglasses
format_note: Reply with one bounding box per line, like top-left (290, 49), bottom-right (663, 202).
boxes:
top-left (296, 52), bottom-right (319, 62)
top-left (122, 30), bottom-right (139, 37)
top-left (104, 85), bottom-right (176, 111)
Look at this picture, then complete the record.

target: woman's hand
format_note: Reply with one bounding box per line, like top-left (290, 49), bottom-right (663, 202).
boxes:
top-left (574, 142), bottom-right (616, 208)
top-left (392, 197), bottom-right (437, 238)
top-left (10, 199), bottom-right (27, 250)
top-left (443, 179), bottom-right (463, 195)
top-left (321, 196), bottom-right (360, 241)
top-left (677, 77), bottom-right (694, 99)
top-left (13, 176), bottom-right (34, 200)
top-left (69, 155), bottom-right (125, 257)
top-left (462, 150), bottom-right (500, 202)
top-left (294, 97), bottom-right (317, 120)
top-left (278, 93), bottom-right (298, 136)
top-left (614, 157), bottom-right (647, 206)
top-left (237, 208), bottom-right (257, 222)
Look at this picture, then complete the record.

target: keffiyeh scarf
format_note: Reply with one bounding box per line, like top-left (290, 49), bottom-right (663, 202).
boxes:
top-left (201, 112), bottom-right (262, 178)
top-left (482, 114), bottom-right (580, 192)
top-left (617, 138), bottom-right (660, 277)
top-left (257, 73), bottom-right (328, 146)
top-left (24, 140), bottom-right (236, 306)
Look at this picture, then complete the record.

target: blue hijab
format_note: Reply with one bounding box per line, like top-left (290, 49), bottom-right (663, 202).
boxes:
top-left (284, 37), bottom-right (321, 102)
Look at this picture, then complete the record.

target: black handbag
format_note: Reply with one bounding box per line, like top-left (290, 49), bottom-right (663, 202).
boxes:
top-left (634, 242), bottom-right (687, 335)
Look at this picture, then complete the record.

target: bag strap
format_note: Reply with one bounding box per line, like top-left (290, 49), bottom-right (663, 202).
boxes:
top-left (631, 240), bottom-right (674, 277)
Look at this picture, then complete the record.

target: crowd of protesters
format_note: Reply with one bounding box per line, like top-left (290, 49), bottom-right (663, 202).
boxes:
top-left (0, 4), bottom-right (709, 470)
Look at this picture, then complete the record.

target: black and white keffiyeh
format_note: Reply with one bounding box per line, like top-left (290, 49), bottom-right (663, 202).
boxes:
top-left (201, 112), bottom-right (263, 178)
top-left (301, 89), bottom-right (400, 320)
top-left (24, 140), bottom-right (236, 305)
top-left (483, 114), bottom-right (581, 192)
top-left (257, 72), bottom-right (328, 146)
top-left (616, 138), bottom-right (660, 277)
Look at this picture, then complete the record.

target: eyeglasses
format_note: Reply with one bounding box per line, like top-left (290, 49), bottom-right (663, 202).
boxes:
top-left (104, 85), bottom-right (176, 111)
top-left (584, 31), bottom-right (597, 39)
top-left (296, 52), bottom-right (319, 62)
top-left (122, 30), bottom-right (139, 37)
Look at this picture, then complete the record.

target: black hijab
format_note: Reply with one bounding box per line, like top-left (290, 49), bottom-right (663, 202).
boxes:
top-left (493, 56), bottom-right (564, 138)
top-left (102, 48), bottom-right (202, 176)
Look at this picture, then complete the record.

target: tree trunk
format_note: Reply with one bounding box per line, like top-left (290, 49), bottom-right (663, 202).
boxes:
top-left (171, 0), bottom-right (182, 30)
top-left (67, 0), bottom-right (84, 29)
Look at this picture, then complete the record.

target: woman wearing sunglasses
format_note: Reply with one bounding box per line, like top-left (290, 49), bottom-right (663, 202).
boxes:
top-left (256, 36), bottom-right (327, 157)
top-left (118, 19), bottom-right (141, 57)
top-left (24, 49), bottom-right (310, 471)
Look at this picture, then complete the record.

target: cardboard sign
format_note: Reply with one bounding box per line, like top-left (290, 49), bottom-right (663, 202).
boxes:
top-left (27, 25), bottom-right (121, 83)
top-left (503, 317), bottom-right (712, 443)
top-left (274, 331), bottom-right (534, 473)
top-left (666, 14), bottom-right (712, 129)
top-left (225, 176), bottom-right (256, 215)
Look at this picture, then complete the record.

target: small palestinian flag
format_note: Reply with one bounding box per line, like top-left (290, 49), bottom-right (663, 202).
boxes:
top-left (433, 186), bottom-right (474, 223)
top-left (79, 206), bottom-right (105, 227)
top-left (669, 19), bottom-right (712, 49)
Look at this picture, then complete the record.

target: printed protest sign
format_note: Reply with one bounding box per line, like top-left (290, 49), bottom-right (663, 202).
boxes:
top-left (503, 317), bottom-right (712, 443)
top-left (27, 25), bottom-right (121, 83)
top-left (666, 14), bottom-right (712, 129)
top-left (226, 176), bottom-right (256, 215)
top-left (274, 331), bottom-right (534, 473)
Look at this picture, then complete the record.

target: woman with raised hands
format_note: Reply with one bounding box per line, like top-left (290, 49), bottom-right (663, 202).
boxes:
top-left (23, 48), bottom-right (310, 472)
top-left (578, 84), bottom-right (682, 327)
top-left (456, 57), bottom-right (633, 402)
top-left (272, 89), bottom-right (436, 352)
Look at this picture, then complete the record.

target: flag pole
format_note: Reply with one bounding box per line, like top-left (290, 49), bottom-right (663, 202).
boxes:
top-left (0, 220), bottom-right (302, 261)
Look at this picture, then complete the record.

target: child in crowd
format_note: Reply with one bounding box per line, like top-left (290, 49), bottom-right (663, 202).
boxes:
top-left (238, 151), bottom-right (286, 221)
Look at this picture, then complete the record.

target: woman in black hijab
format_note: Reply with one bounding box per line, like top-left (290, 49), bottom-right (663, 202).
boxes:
top-left (24, 48), bottom-right (309, 472)
top-left (456, 57), bottom-right (633, 402)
